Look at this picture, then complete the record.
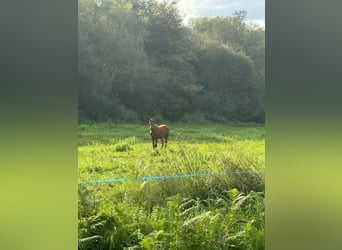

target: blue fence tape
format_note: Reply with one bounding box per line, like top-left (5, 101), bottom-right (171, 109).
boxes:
top-left (79, 170), bottom-right (265, 184)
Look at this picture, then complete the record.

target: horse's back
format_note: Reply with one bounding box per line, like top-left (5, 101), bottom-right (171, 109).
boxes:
top-left (159, 124), bottom-right (169, 137)
top-left (159, 124), bottom-right (169, 131)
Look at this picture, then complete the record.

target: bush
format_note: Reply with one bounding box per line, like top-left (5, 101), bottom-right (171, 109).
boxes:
top-left (114, 137), bottom-right (137, 152)
top-left (181, 111), bottom-right (209, 124)
top-left (78, 189), bottom-right (264, 250)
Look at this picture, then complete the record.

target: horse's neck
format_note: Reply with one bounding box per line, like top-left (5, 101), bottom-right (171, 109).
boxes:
top-left (150, 124), bottom-right (159, 129)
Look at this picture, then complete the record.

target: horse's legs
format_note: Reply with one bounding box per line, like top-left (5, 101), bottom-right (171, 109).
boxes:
top-left (164, 136), bottom-right (168, 149)
top-left (152, 137), bottom-right (157, 149)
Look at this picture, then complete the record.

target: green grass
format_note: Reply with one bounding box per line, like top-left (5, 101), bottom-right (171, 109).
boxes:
top-left (78, 122), bottom-right (265, 249)
top-left (78, 122), bottom-right (265, 146)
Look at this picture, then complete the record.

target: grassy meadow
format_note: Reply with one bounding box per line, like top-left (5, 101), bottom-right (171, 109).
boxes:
top-left (78, 122), bottom-right (265, 249)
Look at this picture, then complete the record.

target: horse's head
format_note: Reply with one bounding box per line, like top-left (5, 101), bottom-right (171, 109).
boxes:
top-left (149, 118), bottom-right (155, 126)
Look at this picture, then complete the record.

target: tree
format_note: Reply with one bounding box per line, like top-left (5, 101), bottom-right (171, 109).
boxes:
top-left (189, 12), bottom-right (265, 122)
top-left (138, 0), bottom-right (201, 121)
top-left (192, 42), bottom-right (259, 121)
top-left (78, 0), bottom-right (149, 121)
top-left (78, 1), bottom-right (264, 123)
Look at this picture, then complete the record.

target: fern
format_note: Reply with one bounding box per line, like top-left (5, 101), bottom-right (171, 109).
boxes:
top-left (78, 235), bottom-right (102, 250)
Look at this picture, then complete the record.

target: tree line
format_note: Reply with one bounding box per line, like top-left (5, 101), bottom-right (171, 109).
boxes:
top-left (78, 0), bottom-right (265, 123)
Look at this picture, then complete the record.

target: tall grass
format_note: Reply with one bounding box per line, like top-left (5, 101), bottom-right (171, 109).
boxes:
top-left (78, 122), bottom-right (265, 249)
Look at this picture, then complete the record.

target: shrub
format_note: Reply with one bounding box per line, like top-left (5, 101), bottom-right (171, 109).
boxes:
top-left (114, 137), bottom-right (137, 152)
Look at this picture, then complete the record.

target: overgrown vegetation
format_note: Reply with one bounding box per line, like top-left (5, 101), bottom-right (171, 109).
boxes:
top-left (78, 122), bottom-right (265, 249)
top-left (78, 1), bottom-right (265, 247)
top-left (78, 0), bottom-right (265, 123)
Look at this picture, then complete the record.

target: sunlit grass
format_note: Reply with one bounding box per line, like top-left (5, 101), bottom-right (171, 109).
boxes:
top-left (78, 122), bottom-right (265, 249)
top-left (78, 122), bottom-right (264, 146)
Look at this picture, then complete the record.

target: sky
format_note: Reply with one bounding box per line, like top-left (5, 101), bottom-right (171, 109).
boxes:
top-left (174, 0), bottom-right (265, 27)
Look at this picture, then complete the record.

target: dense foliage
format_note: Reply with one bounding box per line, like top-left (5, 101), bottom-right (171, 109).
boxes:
top-left (79, 0), bottom-right (265, 123)
top-left (78, 123), bottom-right (265, 249)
